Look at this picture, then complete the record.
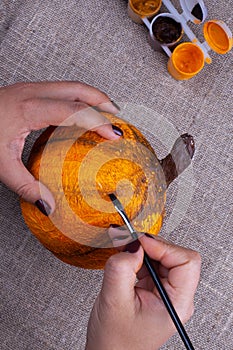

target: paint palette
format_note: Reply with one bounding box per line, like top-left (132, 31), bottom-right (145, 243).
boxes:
top-left (128, 0), bottom-right (232, 79)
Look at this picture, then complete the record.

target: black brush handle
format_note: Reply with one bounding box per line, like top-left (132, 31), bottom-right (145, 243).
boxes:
top-left (143, 252), bottom-right (195, 350)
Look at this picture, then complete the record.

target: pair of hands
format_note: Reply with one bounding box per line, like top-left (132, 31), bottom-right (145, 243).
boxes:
top-left (0, 81), bottom-right (201, 350)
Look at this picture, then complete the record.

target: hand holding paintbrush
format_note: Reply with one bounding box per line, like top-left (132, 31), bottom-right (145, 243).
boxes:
top-left (86, 225), bottom-right (201, 350)
top-left (105, 193), bottom-right (200, 350)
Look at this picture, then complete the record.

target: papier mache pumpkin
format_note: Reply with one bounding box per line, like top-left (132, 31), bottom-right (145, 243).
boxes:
top-left (20, 113), bottom-right (194, 269)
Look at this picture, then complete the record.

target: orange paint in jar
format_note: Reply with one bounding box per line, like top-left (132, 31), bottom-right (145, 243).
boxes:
top-left (168, 42), bottom-right (204, 80)
top-left (128, 0), bottom-right (162, 23)
top-left (130, 0), bottom-right (161, 17)
top-left (203, 20), bottom-right (233, 54)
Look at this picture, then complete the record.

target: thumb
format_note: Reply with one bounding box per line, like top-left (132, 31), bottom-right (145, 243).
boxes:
top-left (0, 155), bottom-right (55, 215)
top-left (139, 235), bottom-right (201, 296)
top-left (101, 242), bottom-right (144, 305)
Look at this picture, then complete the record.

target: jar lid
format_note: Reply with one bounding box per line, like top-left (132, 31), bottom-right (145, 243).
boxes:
top-left (203, 20), bottom-right (233, 54)
top-left (179, 0), bottom-right (207, 23)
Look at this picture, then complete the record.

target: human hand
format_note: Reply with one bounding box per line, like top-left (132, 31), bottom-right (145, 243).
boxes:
top-left (0, 81), bottom-right (121, 215)
top-left (86, 234), bottom-right (201, 350)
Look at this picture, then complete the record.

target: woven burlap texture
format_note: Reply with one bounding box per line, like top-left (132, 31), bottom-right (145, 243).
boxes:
top-left (0, 0), bottom-right (232, 349)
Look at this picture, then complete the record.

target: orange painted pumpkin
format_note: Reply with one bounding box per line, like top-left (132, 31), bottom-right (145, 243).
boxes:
top-left (20, 113), bottom-right (194, 269)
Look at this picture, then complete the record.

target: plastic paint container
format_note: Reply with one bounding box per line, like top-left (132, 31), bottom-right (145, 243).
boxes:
top-left (203, 20), bottom-right (233, 55)
top-left (168, 42), bottom-right (204, 80)
top-left (128, 0), bottom-right (162, 24)
top-left (179, 0), bottom-right (207, 24)
top-left (127, 0), bottom-right (233, 79)
top-left (168, 19), bottom-right (232, 80)
top-left (149, 13), bottom-right (183, 51)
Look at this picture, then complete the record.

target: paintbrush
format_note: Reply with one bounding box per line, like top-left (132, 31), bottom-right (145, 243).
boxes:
top-left (108, 193), bottom-right (195, 350)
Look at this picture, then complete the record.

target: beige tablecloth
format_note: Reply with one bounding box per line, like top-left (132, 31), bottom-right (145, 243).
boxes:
top-left (0, 0), bottom-right (232, 349)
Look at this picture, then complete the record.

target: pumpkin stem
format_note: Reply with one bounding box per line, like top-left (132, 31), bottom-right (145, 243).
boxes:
top-left (160, 134), bottom-right (195, 188)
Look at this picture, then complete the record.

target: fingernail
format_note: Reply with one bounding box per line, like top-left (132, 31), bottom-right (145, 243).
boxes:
top-left (35, 199), bottom-right (51, 216)
top-left (110, 100), bottom-right (121, 111)
top-left (124, 239), bottom-right (141, 253)
top-left (144, 233), bottom-right (156, 239)
top-left (110, 224), bottom-right (127, 230)
top-left (112, 125), bottom-right (123, 136)
top-left (112, 235), bottom-right (131, 241)
top-left (91, 106), bottom-right (101, 112)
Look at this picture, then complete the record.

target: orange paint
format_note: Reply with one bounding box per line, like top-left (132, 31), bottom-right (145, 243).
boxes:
top-left (203, 20), bottom-right (233, 54)
top-left (129, 0), bottom-right (162, 17)
top-left (168, 42), bottom-right (204, 80)
top-left (20, 114), bottom-right (166, 269)
top-left (205, 57), bottom-right (212, 64)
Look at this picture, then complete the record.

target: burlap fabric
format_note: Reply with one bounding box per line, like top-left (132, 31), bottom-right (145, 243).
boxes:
top-left (0, 0), bottom-right (232, 349)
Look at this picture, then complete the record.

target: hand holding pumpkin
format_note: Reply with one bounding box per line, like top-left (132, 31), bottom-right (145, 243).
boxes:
top-left (0, 81), bottom-right (120, 214)
top-left (86, 234), bottom-right (201, 350)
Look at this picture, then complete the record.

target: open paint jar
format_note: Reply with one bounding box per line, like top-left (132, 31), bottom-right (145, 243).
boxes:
top-left (127, 0), bottom-right (232, 79)
top-left (168, 42), bottom-right (204, 80)
top-left (168, 20), bottom-right (232, 80)
top-left (149, 13), bottom-right (183, 50)
top-left (179, 0), bottom-right (207, 24)
top-left (128, 0), bottom-right (162, 24)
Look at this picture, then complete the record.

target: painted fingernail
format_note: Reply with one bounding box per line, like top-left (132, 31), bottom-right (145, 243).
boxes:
top-left (110, 100), bottom-right (121, 111)
top-left (35, 199), bottom-right (51, 216)
top-left (112, 235), bottom-right (131, 241)
top-left (91, 106), bottom-right (101, 112)
top-left (110, 224), bottom-right (127, 230)
top-left (144, 233), bottom-right (156, 239)
top-left (124, 239), bottom-right (141, 253)
top-left (112, 125), bottom-right (123, 136)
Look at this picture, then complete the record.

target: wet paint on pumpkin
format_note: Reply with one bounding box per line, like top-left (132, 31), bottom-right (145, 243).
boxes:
top-left (20, 114), bottom-right (166, 269)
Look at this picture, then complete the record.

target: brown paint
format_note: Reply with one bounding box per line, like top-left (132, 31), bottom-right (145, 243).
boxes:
top-left (152, 16), bottom-right (182, 44)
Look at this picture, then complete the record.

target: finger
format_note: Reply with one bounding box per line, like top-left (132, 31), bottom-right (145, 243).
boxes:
top-left (139, 235), bottom-right (201, 296)
top-left (15, 81), bottom-right (120, 114)
top-left (23, 99), bottom-right (122, 140)
top-left (136, 259), bottom-right (169, 292)
top-left (136, 259), bottom-right (158, 280)
top-left (101, 245), bottom-right (144, 306)
top-left (158, 264), bottom-right (169, 279)
top-left (107, 230), bottom-right (167, 285)
top-left (137, 261), bottom-right (169, 280)
top-left (0, 152), bottom-right (55, 213)
top-left (135, 274), bottom-right (156, 292)
top-left (108, 226), bottom-right (138, 249)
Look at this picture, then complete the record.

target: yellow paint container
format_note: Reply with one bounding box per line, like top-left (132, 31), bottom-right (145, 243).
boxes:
top-left (128, 0), bottom-right (162, 24)
top-left (168, 42), bottom-right (204, 80)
